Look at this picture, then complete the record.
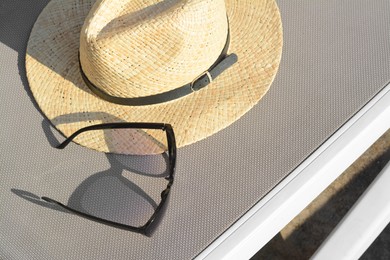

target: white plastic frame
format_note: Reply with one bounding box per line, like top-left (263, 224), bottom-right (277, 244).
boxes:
top-left (196, 82), bottom-right (390, 260)
top-left (312, 160), bottom-right (390, 259)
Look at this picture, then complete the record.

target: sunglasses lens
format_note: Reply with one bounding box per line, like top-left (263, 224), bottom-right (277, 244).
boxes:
top-left (79, 174), bottom-right (158, 228)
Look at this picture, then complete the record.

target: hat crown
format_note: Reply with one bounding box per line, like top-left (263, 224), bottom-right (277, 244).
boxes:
top-left (79, 0), bottom-right (228, 98)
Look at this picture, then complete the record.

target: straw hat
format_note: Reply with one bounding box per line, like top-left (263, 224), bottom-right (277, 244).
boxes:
top-left (26, 0), bottom-right (283, 155)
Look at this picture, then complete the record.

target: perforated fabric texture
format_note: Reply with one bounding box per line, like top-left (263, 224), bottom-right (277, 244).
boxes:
top-left (1, 0), bottom-right (390, 259)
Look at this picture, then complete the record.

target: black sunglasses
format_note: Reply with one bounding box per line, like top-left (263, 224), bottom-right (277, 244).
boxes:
top-left (42, 122), bottom-right (176, 235)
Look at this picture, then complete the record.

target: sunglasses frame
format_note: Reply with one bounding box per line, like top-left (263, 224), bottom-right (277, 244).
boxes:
top-left (42, 122), bottom-right (176, 235)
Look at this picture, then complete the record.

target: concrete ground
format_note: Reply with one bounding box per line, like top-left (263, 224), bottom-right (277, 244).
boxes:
top-left (252, 129), bottom-right (390, 259)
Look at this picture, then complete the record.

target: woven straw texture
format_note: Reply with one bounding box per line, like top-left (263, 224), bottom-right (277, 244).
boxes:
top-left (26, 0), bottom-right (283, 155)
top-left (79, 0), bottom-right (229, 98)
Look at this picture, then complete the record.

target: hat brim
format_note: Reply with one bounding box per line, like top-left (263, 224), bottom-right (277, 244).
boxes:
top-left (26, 0), bottom-right (283, 155)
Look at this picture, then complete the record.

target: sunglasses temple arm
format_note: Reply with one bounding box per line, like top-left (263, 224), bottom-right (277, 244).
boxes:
top-left (56, 123), bottom-right (168, 149)
top-left (56, 130), bottom-right (83, 149)
top-left (41, 196), bottom-right (147, 233)
top-left (56, 124), bottom-right (116, 149)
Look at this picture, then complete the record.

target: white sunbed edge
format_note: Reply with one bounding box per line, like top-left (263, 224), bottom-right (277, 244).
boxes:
top-left (196, 82), bottom-right (390, 260)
